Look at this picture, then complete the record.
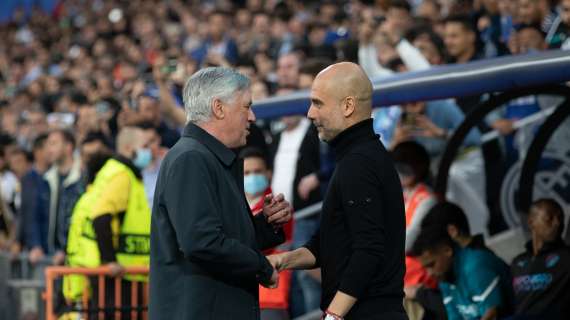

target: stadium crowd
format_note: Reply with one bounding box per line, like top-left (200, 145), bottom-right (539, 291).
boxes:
top-left (0, 0), bottom-right (569, 319)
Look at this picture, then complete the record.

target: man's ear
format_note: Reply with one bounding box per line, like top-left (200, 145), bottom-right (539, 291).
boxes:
top-left (342, 96), bottom-right (356, 118)
top-left (211, 98), bottom-right (225, 120)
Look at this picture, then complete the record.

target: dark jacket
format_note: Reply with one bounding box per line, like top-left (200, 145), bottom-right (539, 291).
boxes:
top-left (150, 123), bottom-right (285, 320)
top-left (20, 168), bottom-right (50, 251)
top-left (511, 239), bottom-right (570, 319)
top-left (44, 158), bottom-right (84, 253)
top-left (304, 119), bottom-right (407, 319)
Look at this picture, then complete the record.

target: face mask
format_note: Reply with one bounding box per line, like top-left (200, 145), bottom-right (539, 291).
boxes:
top-left (133, 148), bottom-right (152, 169)
top-left (244, 174), bottom-right (269, 196)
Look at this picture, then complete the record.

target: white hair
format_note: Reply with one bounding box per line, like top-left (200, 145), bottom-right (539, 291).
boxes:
top-left (182, 67), bottom-right (251, 124)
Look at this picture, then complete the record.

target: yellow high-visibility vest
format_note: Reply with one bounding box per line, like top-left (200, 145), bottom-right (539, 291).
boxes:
top-left (63, 159), bottom-right (151, 301)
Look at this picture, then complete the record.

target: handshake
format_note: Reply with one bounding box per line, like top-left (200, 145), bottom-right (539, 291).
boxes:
top-left (259, 252), bottom-right (288, 289)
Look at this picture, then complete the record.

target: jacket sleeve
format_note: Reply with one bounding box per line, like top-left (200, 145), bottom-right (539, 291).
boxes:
top-left (336, 154), bottom-right (386, 298)
top-left (252, 213), bottom-right (285, 251)
top-left (164, 151), bottom-right (273, 282)
top-left (21, 175), bottom-right (40, 248)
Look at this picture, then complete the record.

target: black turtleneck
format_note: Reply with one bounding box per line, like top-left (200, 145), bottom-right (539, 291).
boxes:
top-left (304, 119), bottom-right (407, 317)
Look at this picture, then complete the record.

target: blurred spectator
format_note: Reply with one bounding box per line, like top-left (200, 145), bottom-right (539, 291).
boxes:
top-left (275, 52), bottom-right (301, 92)
top-left (269, 87), bottom-right (322, 316)
top-left (0, 181), bottom-right (14, 251)
top-left (444, 15), bottom-right (481, 64)
top-left (19, 134), bottom-right (51, 262)
top-left (44, 129), bottom-right (83, 265)
top-left (546, 0), bottom-right (570, 49)
top-left (391, 141), bottom-right (440, 319)
top-left (411, 224), bottom-right (514, 320)
top-left (510, 199), bottom-right (570, 319)
top-left (392, 141), bottom-right (437, 252)
top-left (135, 92), bottom-right (180, 148)
top-left (191, 11), bottom-right (239, 67)
top-left (138, 122), bottom-right (167, 209)
top-left (241, 146), bottom-right (293, 320)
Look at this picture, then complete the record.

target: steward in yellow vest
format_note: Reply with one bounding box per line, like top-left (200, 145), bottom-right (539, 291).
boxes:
top-left (64, 128), bottom-right (152, 305)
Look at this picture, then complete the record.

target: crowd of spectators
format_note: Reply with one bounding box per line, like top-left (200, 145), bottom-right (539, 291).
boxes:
top-left (0, 0), bottom-right (569, 319)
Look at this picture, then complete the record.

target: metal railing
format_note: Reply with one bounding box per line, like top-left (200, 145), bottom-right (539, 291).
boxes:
top-left (44, 266), bottom-right (149, 320)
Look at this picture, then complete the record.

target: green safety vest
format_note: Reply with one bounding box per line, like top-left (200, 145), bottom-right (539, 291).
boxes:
top-left (63, 159), bottom-right (151, 301)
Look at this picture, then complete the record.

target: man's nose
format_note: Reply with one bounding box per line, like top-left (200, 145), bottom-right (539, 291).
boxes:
top-left (248, 108), bottom-right (256, 122)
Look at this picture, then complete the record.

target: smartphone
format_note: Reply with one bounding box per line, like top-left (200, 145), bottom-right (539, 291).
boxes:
top-left (47, 112), bottom-right (76, 128)
top-left (161, 58), bottom-right (178, 75)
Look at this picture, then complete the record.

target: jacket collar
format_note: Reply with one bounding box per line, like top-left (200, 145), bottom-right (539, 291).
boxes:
top-left (44, 154), bottom-right (83, 187)
top-left (183, 122), bottom-right (236, 167)
top-left (329, 118), bottom-right (377, 161)
top-left (525, 238), bottom-right (566, 256)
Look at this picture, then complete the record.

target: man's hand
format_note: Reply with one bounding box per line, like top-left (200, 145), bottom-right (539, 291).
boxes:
top-left (267, 253), bottom-right (286, 272)
top-left (404, 285), bottom-right (421, 299)
top-left (29, 246), bottom-right (45, 264)
top-left (298, 173), bottom-right (319, 200)
top-left (390, 121), bottom-right (412, 149)
top-left (492, 119), bottom-right (515, 135)
top-left (263, 194), bottom-right (292, 226)
top-left (52, 250), bottom-right (66, 266)
top-left (414, 115), bottom-right (446, 139)
top-left (105, 262), bottom-right (125, 277)
top-left (260, 268), bottom-right (279, 289)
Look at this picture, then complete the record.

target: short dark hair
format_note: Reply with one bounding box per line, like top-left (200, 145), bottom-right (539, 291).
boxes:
top-left (239, 146), bottom-right (267, 165)
top-left (516, 23), bottom-right (546, 37)
top-left (10, 147), bottom-right (33, 163)
top-left (50, 129), bottom-right (76, 149)
top-left (421, 201), bottom-right (471, 236)
top-left (444, 14), bottom-right (476, 34)
top-left (410, 225), bottom-right (455, 257)
top-left (32, 133), bottom-right (49, 151)
top-left (82, 131), bottom-right (112, 149)
top-left (390, 0), bottom-right (412, 12)
top-left (391, 141), bottom-right (431, 183)
top-left (299, 59), bottom-right (332, 78)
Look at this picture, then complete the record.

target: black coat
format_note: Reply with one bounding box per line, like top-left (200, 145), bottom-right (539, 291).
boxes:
top-left (304, 119), bottom-right (407, 319)
top-left (149, 123), bottom-right (285, 320)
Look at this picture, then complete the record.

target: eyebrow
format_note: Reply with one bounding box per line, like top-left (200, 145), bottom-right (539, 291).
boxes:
top-left (310, 97), bottom-right (323, 105)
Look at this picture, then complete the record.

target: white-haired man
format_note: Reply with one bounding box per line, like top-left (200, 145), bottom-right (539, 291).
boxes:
top-left (149, 67), bottom-right (292, 320)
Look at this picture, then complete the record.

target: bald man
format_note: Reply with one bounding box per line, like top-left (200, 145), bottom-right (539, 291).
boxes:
top-left (269, 63), bottom-right (407, 319)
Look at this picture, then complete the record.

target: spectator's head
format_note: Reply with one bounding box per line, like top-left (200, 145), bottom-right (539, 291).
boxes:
top-left (7, 148), bottom-right (32, 179)
top-left (183, 67), bottom-right (254, 148)
top-left (517, 0), bottom-right (544, 25)
top-left (562, 0), bottom-right (570, 26)
top-left (515, 24), bottom-right (547, 54)
top-left (239, 147), bottom-right (271, 198)
top-left (410, 225), bottom-right (456, 281)
top-left (276, 53), bottom-right (300, 88)
top-left (421, 201), bottom-right (473, 246)
top-left (32, 133), bottom-right (50, 171)
top-left (116, 126), bottom-right (153, 169)
top-left (416, 0), bottom-right (442, 24)
top-left (308, 62), bottom-right (372, 142)
top-left (137, 122), bottom-right (163, 162)
top-left (251, 81), bottom-right (269, 102)
top-left (299, 59), bottom-right (332, 90)
top-left (528, 198), bottom-right (565, 243)
top-left (392, 141), bottom-right (431, 188)
top-left (410, 30), bottom-right (446, 65)
top-left (137, 93), bottom-right (161, 126)
top-left (443, 15), bottom-right (477, 62)
top-left (208, 11), bottom-right (229, 42)
top-left (81, 131), bottom-right (113, 183)
top-left (387, 0), bottom-right (413, 33)
top-left (46, 129), bottom-right (76, 167)
top-left (307, 22), bottom-right (329, 47)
